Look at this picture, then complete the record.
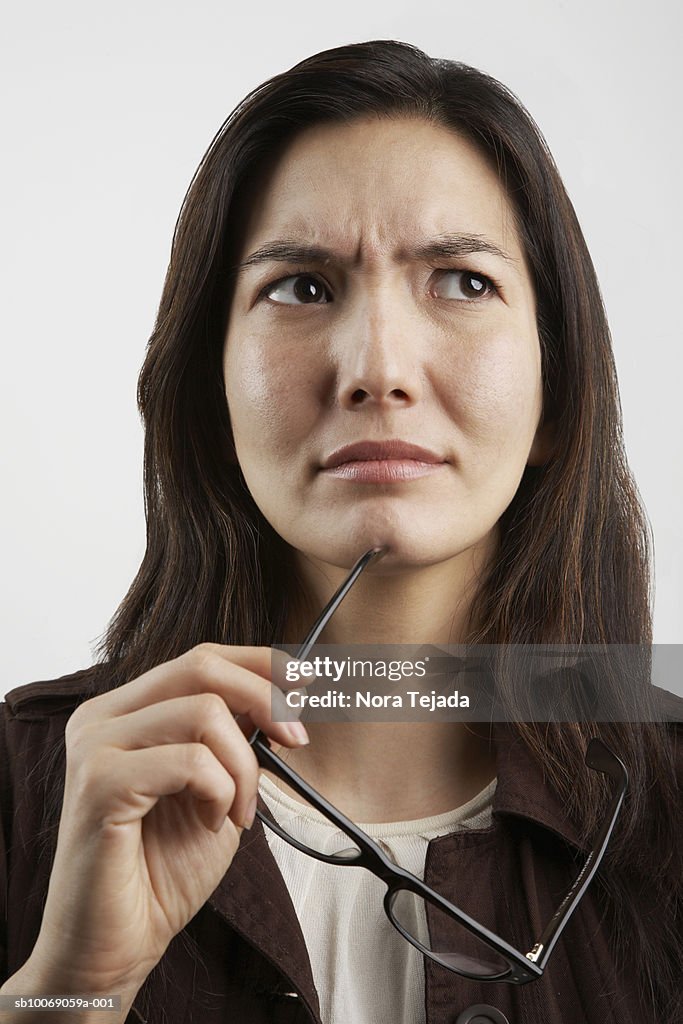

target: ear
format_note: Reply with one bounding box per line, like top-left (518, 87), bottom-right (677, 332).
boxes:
top-left (527, 418), bottom-right (556, 467)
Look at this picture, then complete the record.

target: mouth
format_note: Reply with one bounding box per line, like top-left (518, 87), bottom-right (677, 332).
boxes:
top-left (320, 440), bottom-right (447, 483)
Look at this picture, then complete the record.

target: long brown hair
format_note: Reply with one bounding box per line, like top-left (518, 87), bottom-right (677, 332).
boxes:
top-left (55, 40), bottom-right (679, 1018)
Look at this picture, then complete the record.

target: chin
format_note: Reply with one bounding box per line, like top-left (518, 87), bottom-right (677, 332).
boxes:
top-left (295, 529), bottom-right (482, 575)
top-left (276, 502), bottom-right (499, 574)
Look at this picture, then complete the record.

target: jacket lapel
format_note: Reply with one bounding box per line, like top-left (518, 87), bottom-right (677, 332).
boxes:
top-left (207, 794), bottom-right (322, 1022)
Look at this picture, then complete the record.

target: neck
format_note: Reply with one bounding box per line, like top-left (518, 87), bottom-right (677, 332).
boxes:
top-left (267, 722), bottom-right (496, 823)
top-left (270, 536), bottom-right (498, 821)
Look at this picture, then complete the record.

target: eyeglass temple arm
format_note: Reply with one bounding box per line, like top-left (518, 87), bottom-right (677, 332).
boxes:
top-left (525, 738), bottom-right (628, 968)
top-left (290, 546), bottom-right (387, 661)
top-left (251, 546), bottom-right (387, 748)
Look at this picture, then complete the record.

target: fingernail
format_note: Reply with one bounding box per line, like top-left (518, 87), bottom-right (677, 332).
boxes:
top-left (243, 796), bottom-right (257, 830)
top-left (286, 720), bottom-right (310, 745)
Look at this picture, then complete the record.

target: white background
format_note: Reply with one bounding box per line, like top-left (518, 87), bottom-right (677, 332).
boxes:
top-left (2, 0), bottom-right (681, 695)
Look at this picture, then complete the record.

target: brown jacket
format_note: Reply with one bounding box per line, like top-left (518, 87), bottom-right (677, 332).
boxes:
top-left (0, 667), bottom-right (678, 1024)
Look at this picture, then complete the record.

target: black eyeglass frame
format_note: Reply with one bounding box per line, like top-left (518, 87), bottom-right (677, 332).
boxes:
top-left (249, 548), bottom-right (628, 985)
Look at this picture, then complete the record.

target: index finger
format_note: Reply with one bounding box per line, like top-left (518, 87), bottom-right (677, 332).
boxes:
top-left (84, 645), bottom-right (278, 719)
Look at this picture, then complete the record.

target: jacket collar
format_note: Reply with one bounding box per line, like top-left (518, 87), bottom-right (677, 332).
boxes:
top-left (490, 724), bottom-right (584, 849)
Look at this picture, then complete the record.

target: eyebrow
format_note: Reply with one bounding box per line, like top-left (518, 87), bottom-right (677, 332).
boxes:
top-left (233, 233), bottom-right (517, 276)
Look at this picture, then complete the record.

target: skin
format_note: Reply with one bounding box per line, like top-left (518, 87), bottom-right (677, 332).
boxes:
top-left (223, 116), bottom-right (552, 819)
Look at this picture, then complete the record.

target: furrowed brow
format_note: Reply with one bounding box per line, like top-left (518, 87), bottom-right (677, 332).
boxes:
top-left (234, 242), bottom-right (339, 274)
top-left (408, 234), bottom-right (516, 265)
top-left (232, 232), bottom-right (517, 276)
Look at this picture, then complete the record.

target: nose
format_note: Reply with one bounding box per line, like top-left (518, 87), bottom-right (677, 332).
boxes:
top-left (334, 281), bottom-right (422, 410)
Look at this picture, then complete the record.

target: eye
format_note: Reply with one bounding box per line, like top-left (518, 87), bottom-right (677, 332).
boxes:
top-left (432, 270), bottom-right (497, 301)
top-left (260, 273), bottom-right (331, 305)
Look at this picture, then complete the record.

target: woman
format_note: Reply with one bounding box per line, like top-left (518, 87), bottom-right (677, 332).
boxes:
top-left (0, 39), bottom-right (680, 1024)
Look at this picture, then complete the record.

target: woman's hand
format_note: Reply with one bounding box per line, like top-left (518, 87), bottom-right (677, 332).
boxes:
top-left (27, 644), bottom-right (308, 997)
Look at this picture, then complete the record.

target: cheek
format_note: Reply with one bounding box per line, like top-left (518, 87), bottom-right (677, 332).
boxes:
top-left (447, 329), bottom-right (543, 446)
top-left (223, 331), bottom-right (311, 456)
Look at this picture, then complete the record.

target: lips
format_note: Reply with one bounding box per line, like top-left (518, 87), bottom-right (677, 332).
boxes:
top-left (322, 440), bottom-right (445, 469)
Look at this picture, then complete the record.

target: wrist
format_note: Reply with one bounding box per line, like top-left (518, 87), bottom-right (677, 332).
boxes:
top-left (0, 955), bottom-right (142, 1023)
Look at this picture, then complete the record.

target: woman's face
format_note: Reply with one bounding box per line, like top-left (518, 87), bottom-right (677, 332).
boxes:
top-left (223, 116), bottom-right (549, 571)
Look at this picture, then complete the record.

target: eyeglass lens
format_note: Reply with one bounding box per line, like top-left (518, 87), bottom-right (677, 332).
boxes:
top-left (389, 890), bottom-right (510, 978)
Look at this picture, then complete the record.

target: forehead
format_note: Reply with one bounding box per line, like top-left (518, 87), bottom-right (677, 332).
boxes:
top-left (236, 116), bottom-right (524, 263)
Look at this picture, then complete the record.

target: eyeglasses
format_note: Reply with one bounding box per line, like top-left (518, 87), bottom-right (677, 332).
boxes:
top-left (249, 547), bottom-right (628, 985)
